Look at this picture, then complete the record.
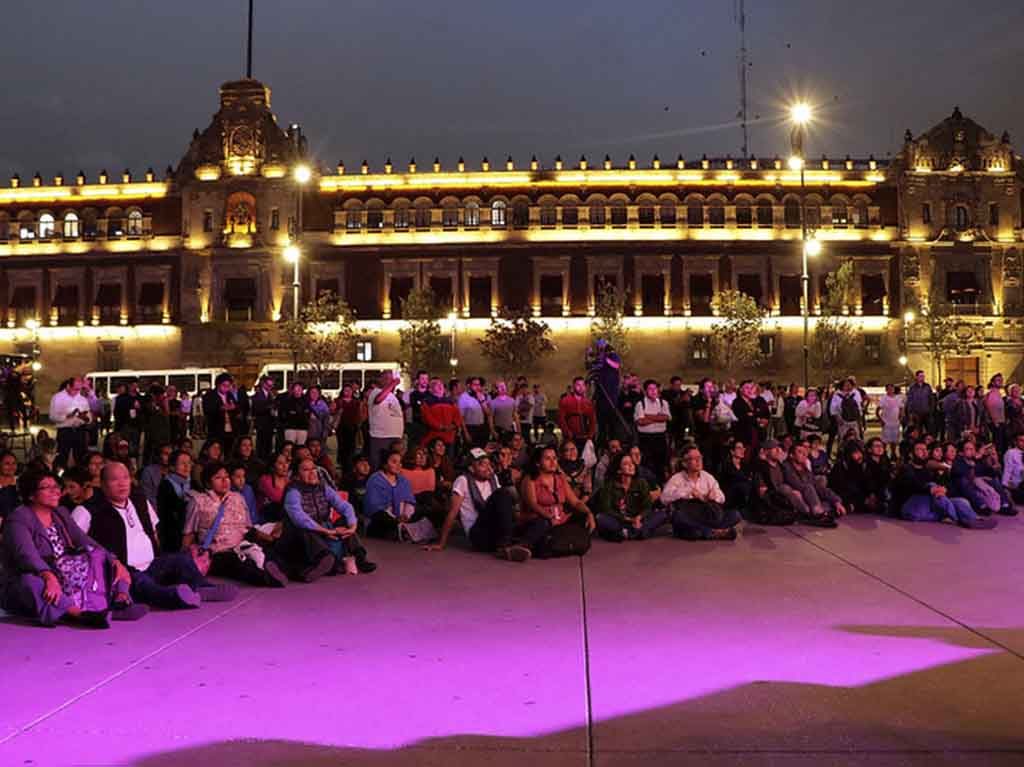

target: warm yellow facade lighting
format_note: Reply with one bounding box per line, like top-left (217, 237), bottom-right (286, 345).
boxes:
top-left (0, 182), bottom-right (169, 204)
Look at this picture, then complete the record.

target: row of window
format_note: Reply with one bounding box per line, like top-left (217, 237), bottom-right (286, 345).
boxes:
top-left (0, 210), bottom-right (146, 241)
top-left (342, 198), bottom-right (878, 231)
top-left (3, 282), bottom-right (166, 326)
top-left (687, 333), bottom-right (884, 364)
top-left (921, 202), bottom-right (1001, 230)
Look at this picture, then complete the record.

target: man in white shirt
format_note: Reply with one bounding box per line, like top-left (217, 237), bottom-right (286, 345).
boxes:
top-left (426, 448), bottom-right (530, 561)
top-left (73, 461), bottom-right (233, 608)
top-left (50, 376), bottom-right (91, 469)
top-left (366, 370), bottom-right (405, 469)
top-left (634, 379), bottom-right (671, 481)
top-left (829, 378), bottom-right (863, 446)
top-left (661, 446), bottom-right (739, 541)
top-left (1002, 432), bottom-right (1024, 505)
top-left (458, 376), bottom-right (493, 448)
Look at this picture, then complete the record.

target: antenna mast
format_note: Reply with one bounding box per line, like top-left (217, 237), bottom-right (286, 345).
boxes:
top-left (246, 0), bottom-right (254, 78)
top-left (736, 0), bottom-right (750, 157)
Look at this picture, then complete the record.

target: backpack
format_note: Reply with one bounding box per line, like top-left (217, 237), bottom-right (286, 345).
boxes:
top-left (840, 393), bottom-right (860, 423)
top-left (539, 522), bottom-right (592, 558)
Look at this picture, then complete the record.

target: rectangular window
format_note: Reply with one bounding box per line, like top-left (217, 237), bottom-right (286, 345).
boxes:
top-left (922, 203), bottom-right (931, 225)
top-left (759, 335), bottom-right (775, 358)
top-left (270, 208), bottom-right (280, 230)
top-left (540, 206), bottom-right (557, 227)
top-left (779, 275), bottom-right (802, 316)
top-left (687, 204), bottom-right (703, 227)
top-left (946, 271), bottom-right (980, 307)
top-left (95, 283), bottom-right (122, 325)
top-left (138, 282), bottom-right (165, 323)
top-left (442, 208), bottom-right (459, 229)
top-left (689, 274), bottom-right (713, 316)
top-left (864, 334), bottom-right (881, 363)
top-left (491, 203), bottom-right (507, 227)
top-left (97, 341), bottom-right (123, 372)
top-left (540, 274), bottom-right (563, 316)
top-left (223, 278), bottom-right (257, 322)
top-left (316, 278), bottom-right (339, 298)
top-left (736, 204), bottom-right (752, 228)
top-left (562, 206), bottom-right (578, 227)
top-left (737, 274), bottom-right (763, 307)
top-left (638, 206), bottom-right (655, 226)
top-left (367, 209), bottom-right (384, 229)
top-left (429, 276), bottom-right (453, 311)
top-left (708, 205), bottom-right (725, 228)
top-left (861, 274), bottom-right (886, 316)
top-left (989, 203), bottom-right (1000, 228)
top-left (610, 204), bottom-right (627, 227)
top-left (469, 276), bottom-right (492, 318)
top-left (640, 274), bottom-right (664, 316)
top-left (414, 207), bottom-right (431, 229)
top-left (832, 204), bottom-right (849, 228)
top-left (659, 203), bottom-right (676, 226)
top-left (202, 210), bottom-right (214, 233)
top-left (464, 205), bottom-right (480, 228)
top-left (346, 209), bottom-right (362, 230)
top-left (11, 286), bottom-right (37, 326)
top-left (690, 334), bottom-right (710, 362)
top-left (53, 285), bottom-right (79, 325)
top-left (394, 207), bottom-right (409, 230)
top-left (589, 204), bottom-right (605, 227)
top-left (389, 277), bottom-right (414, 318)
top-left (356, 340), bottom-right (374, 362)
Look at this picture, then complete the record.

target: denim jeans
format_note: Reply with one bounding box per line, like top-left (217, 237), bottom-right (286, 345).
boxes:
top-left (900, 494), bottom-right (977, 525)
top-left (669, 500), bottom-right (741, 540)
top-left (130, 551), bottom-right (206, 608)
top-left (595, 509), bottom-right (669, 541)
top-left (468, 488), bottom-right (518, 552)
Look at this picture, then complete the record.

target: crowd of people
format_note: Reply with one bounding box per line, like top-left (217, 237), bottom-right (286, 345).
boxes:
top-left (1, 350), bottom-right (1022, 630)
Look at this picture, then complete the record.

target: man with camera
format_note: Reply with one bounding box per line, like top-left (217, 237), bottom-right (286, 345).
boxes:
top-left (49, 376), bottom-right (92, 470)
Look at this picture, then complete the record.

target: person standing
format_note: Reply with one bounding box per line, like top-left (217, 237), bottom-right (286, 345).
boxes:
top-left (634, 379), bottom-right (671, 481)
top-left (366, 371), bottom-right (405, 469)
top-left (49, 377), bottom-right (91, 470)
top-left (202, 373), bottom-right (241, 455)
top-left (251, 375), bottom-right (278, 463)
top-left (876, 384), bottom-right (905, 458)
top-left (403, 371), bottom-right (431, 449)
top-left (531, 384), bottom-right (548, 442)
top-left (458, 376), bottom-right (493, 448)
top-left (558, 377), bottom-right (597, 453)
top-left (905, 370), bottom-right (934, 435)
top-left (590, 339), bottom-right (622, 446)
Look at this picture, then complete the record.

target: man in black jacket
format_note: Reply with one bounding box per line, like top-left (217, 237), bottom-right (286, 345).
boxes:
top-left (202, 373), bottom-right (240, 455)
top-left (251, 375), bottom-right (278, 461)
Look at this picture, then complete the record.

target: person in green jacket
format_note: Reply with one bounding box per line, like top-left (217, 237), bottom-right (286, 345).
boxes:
top-left (592, 452), bottom-right (668, 542)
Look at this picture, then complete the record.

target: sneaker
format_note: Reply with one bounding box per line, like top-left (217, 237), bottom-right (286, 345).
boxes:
top-left (802, 514), bottom-right (839, 529)
top-left (960, 516), bottom-right (998, 530)
top-left (78, 609), bottom-right (112, 629)
top-left (263, 561), bottom-right (288, 588)
top-left (175, 584), bottom-right (202, 609)
top-left (112, 603), bottom-right (149, 621)
top-left (196, 583), bottom-right (239, 602)
top-left (496, 544), bottom-right (533, 563)
top-left (302, 554), bottom-right (336, 583)
top-left (355, 556), bottom-right (378, 574)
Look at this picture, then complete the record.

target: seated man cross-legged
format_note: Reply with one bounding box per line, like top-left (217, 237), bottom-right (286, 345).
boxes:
top-left (660, 445), bottom-right (740, 541)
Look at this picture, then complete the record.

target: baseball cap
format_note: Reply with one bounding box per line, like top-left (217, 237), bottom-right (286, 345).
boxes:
top-left (468, 448), bottom-right (489, 462)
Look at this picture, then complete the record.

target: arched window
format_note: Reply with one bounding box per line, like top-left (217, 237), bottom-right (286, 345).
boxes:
top-left (540, 203), bottom-right (557, 227)
top-left (18, 212), bottom-right (36, 240)
top-left (756, 200), bottom-right (773, 227)
top-left (464, 202), bottom-right (480, 228)
top-left (638, 201), bottom-right (655, 226)
top-left (126, 210), bottom-right (143, 236)
top-left (954, 205), bottom-right (969, 231)
top-left (708, 199), bottom-right (725, 228)
top-left (0, 213), bottom-right (9, 241)
top-left (853, 202), bottom-right (869, 228)
top-left (736, 199), bottom-right (752, 228)
top-left (686, 200), bottom-right (703, 227)
top-left (831, 201), bottom-right (849, 228)
top-left (589, 201), bottom-right (606, 226)
top-left (562, 201), bottom-right (579, 227)
top-left (442, 204), bottom-right (459, 229)
top-left (62, 211), bottom-right (80, 239)
top-left (414, 203), bottom-right (432, 229)
top-left (491, 200), bottom-right (507, 227)
top-left (38, 213), bottom-right (55, 239)
top-left (610, 200), bottom-right (627, 226)
top-left (806, 203), bottom-right (821, 230)
top-left (512, 201), bottom-right (529, 228)
top-left (393, 204), bottom-right (410, 230)
top-left (784, 199), bottom-right (801, 229)
top-left (346, 208), bottom-right (362, 230)
top-left (366, 205), bottom-right (384, 230)
top-left (659, 200), bottom-right (676, 226)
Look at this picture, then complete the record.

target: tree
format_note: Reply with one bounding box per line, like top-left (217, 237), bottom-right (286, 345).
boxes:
top-left (588, 282), bottom-right (630, 362)
top-left (810, 260), bottom-right (859, 387)
top-left (280, 292), bottom-right (358, 385)
top-left (478, 309), bottom-right (557, 380)
top-left (397, 288), bottom-right (448, 375)
top-left (916, 302), bottom-right (963, 382)
top-left (709, 289), bottom-right (764, 375)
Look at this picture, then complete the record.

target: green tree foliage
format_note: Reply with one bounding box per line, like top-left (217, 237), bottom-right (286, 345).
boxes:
top-left (588, 282), bottom-right (630, 362)
top-left (280, 292), bottom-right (357, 385)
top-left (916, 302), bottom-right (963, 381)
top-left (810, 260), bottom-right (859, 386)
top-left (397, 288), bottom-right (448, 375)
top-left (710, 289), bottom-right (765, 374)
top-left (478, 309), bottom-right (557, 380)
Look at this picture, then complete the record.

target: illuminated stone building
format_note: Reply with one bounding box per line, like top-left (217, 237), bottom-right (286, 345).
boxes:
top-left (0, 79), bottom-right (1020, 393)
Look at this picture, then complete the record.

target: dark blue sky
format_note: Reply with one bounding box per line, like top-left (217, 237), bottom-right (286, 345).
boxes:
top-left (2, 0), bottom-right (1021, 177)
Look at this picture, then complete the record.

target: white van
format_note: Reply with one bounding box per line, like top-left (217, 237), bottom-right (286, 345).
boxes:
top-left (85, 367), bottom-right (229, 397)
top-left (253, 362), bottom-right (408, 397)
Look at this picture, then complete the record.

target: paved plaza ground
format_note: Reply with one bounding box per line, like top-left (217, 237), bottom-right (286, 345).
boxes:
top-left (2, 514), bottom-right (1023, 766)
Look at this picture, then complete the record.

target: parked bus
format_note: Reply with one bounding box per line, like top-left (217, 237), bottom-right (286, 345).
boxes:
top-left (85, 367), bottom-right (229, 397)
top-left (253, 362), bottom-right (407, 397)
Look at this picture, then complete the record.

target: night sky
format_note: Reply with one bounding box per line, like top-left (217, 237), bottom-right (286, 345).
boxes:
top-left (2, 0), bottom-right (1021, 178)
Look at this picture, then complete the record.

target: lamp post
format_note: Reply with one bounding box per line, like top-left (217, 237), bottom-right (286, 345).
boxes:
top-left (901, 310), bottom-right (915, 381)
top-left (789, 102), bottom-right (814, 393)
top-left (284, 163), bottom-right (312, 375)
top-left (447, 311), bottom-right (458, 371)
top-left (24, 318), bottom-right (42, 373)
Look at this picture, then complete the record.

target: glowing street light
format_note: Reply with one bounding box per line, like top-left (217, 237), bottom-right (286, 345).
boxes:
top-left (804, 237), bottom-right (822, 258)
top-left (283, 244), bottom-right (301, 264)
top-left (903, 310), bottom-right (916, 324)
top-left (24, 318), bottom-right (39, 331)
top-left (293, 164), bottom-right (312, 185)
top-left (898, 355), bottom-right (909, 367)
top-left (790, 102), bottom-right (813, 126)
top-left (788, 155), bottom-right (804, 172)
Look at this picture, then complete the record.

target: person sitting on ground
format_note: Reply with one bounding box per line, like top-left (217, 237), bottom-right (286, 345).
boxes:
top-left (401, 446), bottom-right (437, 500)
top-left (592, 451), bottom-right (666, 542)
top-left (0, 449), bottom-right (21, 521)
top-left (754, 440), bottom-right (832, 528)
top-left (426, 438), bottom-right (456, 492)
top-left (139, 443), bottom-right (173, 508)
top-left (862, 437), bottom-right (894, 515)
top-left (558, 439), bottom-right (593, 505)
top-left (660, 445), bottom-right (739, 540)
top-left (519, 445), bottom-right (596, 557)
top-left (1, 468), bottom-right (138, 628)
top-left (231, 435), bottom-right (265, 487)
top-left (628, 444), bottom-right (660, 494)
top-left (181, 461), bottom-right (287, 587)
top-left (363, 449), bottom-right (417, 539)
top-left (593, 438), bottom-right (624, 488)
top-left (228, 462), bottom-right (259, 525)
top-left (341, 453), bottom-right (373, 518)
top-left (719, 440), bottom-right (754, 514)
top-left (73, 461), bottom-right (233, 608)
top-left (305, 437), bottom-right (335, 483)
top-left (892, 440), bottom-right (994, 529)
top-left (192, 439), bottom-right (224, 489)
top-left (951, 440), bottom-right (1014, 517)
top-left (280, 458), bottom-right (375, 578)
top-left (493, 444), bottom-right (522, 495)
top-left (976, 442), bottom-right (1017, 516)
top-left (828, 441), bottom-right (874, 514)
top-left (59, 466), bottom-right (95, 513)
top-left (1002, 432), bottom-right (1024, 506)
top-left (427, 448), bottom-right (531, 561)
top-left (783, 441), bottom-right (846, 523)
top-left (156, 450), bottom-right (193, 553)
top-left (256, 452), bottom-right (291, 522)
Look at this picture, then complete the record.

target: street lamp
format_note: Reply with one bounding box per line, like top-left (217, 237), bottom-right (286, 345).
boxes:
top-left (790, 101), bottom-right (814, 392)
top-left (24, 318), bottom-right (42, 373)
top-left (447, 311), bottom-right (458, 371)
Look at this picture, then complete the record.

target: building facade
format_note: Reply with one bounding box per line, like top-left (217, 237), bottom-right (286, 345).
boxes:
top-left (1, 79), bottom-right (1021, 394)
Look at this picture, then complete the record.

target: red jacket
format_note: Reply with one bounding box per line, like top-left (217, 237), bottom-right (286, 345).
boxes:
top-left (421, 399), bottom-right (465, 446)
top-left (558, 394), bottom-right (596, 441)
